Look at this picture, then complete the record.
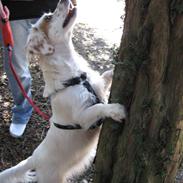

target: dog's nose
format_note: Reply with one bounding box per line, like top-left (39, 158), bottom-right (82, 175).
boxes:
top-left (72, 0), bottom-right (77, 6)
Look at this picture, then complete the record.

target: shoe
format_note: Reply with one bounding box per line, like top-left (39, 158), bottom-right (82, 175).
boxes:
top-left (9, 123), bottom-right (27, 138)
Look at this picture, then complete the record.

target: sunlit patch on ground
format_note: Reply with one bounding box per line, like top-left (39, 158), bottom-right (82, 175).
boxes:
top-left (77, 0), bottom-right (125, 45)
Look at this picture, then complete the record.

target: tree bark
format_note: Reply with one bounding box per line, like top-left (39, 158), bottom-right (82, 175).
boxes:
top-left (94, 0), bottom-right (183, 183)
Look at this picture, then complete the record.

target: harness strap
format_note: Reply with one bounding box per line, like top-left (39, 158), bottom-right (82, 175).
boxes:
top-left (83, 80), bottom-right (100, 104)
top-left (88, 119), bottom-right (103, 130)
top-left (53, 123), bottom-right (82, 130)
top-left (64, 72), bottom-right (101, 103)
top-left (54, 73), bottom-right (103, 130)
top-left (63, 72), bottom-right (87, 87)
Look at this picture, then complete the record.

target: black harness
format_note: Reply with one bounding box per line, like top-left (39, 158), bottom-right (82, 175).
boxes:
top-left (53, 73), bottom-right (103, 130)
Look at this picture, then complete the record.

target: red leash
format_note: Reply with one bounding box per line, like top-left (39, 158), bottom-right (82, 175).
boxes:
top-left (1, 13), bottom-right (50, 121)
top-left (7, 47), bottom-right (50, 121)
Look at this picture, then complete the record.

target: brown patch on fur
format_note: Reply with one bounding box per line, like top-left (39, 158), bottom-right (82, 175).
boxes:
top-left (29, 50), bottom-right (34, 54)
top-left (38, 16), bottom-right (51, 37)
top-left (33, 27), bottom-right (38, 31)
top-left (71, 0), bottom-right (77, 6)
top-left (33, 40), bottom-right (44, 53)
top-left (48, 47), bottom-right (52, 51)
top-left (33, 45), bottom-right (41, 53)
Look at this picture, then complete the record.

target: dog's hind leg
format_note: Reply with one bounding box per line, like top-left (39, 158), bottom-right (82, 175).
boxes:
top-left (0, 156), bottom-right (35, 183)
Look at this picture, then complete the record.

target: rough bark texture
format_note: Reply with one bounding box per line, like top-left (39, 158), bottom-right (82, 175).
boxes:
top-left (94, 0), bottom-right (183, 183)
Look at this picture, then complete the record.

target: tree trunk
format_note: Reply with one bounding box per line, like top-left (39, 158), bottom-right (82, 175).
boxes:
top-left (94, 0), bottom-right (183, 183)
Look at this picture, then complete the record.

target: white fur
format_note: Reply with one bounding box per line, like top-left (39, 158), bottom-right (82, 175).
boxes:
top-left (0, 0), bottom-right (126, 182)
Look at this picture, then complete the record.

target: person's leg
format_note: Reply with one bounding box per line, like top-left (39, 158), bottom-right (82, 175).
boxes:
top-left (2, 19), bottom-right (37, 137)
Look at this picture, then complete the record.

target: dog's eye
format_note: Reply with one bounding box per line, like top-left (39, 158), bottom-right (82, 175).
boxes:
top-left (44, 15), bottom-right (52, 22)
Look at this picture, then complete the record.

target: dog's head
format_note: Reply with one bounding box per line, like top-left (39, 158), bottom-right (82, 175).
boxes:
top-left (26, 0), bottom-right (77, 57)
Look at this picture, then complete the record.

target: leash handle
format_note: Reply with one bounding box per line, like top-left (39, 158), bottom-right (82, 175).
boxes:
top-left (2, 19), bottom-right (14, 47)
top-left (0, 4), bottom-right (14, 47)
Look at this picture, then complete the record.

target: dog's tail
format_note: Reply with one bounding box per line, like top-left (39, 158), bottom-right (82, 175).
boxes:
top-left (0, 156), bottom-right (36, 183)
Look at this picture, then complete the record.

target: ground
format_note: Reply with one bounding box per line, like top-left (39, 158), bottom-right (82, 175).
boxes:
top-left (0, 0), bottom-right (182, 182)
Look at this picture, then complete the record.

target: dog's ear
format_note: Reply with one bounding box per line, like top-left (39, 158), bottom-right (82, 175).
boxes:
top-left (26, 27), bottom-right (54, 59)
top-left (102, 69), bottom-right (114, 91)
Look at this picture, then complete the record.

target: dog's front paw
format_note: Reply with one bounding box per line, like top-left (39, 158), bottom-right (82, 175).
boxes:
top-left (107, 103), bottom-right (126, 122)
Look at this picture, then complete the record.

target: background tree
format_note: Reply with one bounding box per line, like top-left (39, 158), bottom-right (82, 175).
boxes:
top-left (94, 0), bottom-right (183, 183)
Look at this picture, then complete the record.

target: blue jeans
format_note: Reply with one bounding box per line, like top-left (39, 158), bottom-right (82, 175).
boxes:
top-left (1, 19), bottom-right (37, 124)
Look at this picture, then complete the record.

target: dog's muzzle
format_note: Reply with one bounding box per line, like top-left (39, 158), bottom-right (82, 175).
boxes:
top-left (63, 7), bottom-right (77, 28)
top-left (59, 0), bottom-right (77, 28)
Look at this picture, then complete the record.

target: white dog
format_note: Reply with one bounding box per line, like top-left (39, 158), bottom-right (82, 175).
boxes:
top-left (0, 0), bottom-right (126, 182)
